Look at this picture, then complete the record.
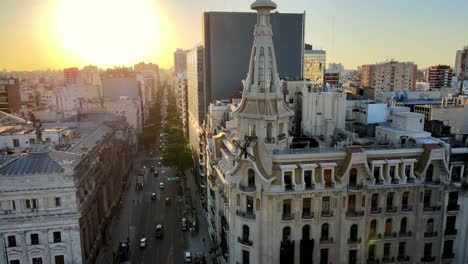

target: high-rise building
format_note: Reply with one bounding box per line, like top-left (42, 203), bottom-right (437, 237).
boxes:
top-left (63, 67), bottom-right (79, 84)
top-left (304, 45), bottom-right (326, 86)
top-left (454, 47), bottom-right (467, 78)
top-left (0, 78), bottom-right (21, 113)
top-left (427, 65), bottom-right (453, 89)
top-left (361, 61), bottom-right (417, 95)
top-left (328, 63), bottom-right (345, 74)
top-left (203, 11), bottom-right (304, 104)
top-left (174, 49), bottom-right (188, 77)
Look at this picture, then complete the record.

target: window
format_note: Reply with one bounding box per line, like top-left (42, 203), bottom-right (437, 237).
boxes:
top-left (348, 195), bottom-right (356, 212)
top-left (373, 167), bottom-right (380, 179)
top-left (247, 169), bottom-right (255, 187)
top-left (446, 216), bottom-right (456, 233)
top-left (426, 164), bottom-right (434, 182)
top-left (324, 169), bottom-right (333, 186)
top-left (242, 250), bottom-right (249, 264)
top-left (7, 235), bottom-right (16, 247)
top-left (54, 197), bottom-right (61, 207)
top-left (368, 245), bottom-right (376, 260)
top-left (402, 192), bottom-right (409, 209)
top-left (424, 243), bottom-right (432, 258)
top-left (54, 256), bottom-right (65, 264)
top-left (282, 199), bottom-right (291, 217)
top-left (443, 240), bottom-right (454, 258)
top-left (386, 192), bottom-right (394, 210)
top-left (383, 243), bottom-right (391, 257)
top-left (389, 166), bottom-right (396, 179)
top-left (371, 193), bottom-right (379, 209)
top-left (451, 166), bottom-right (461, 182)
top-left (32, 259), bottom-right (42, 264)
top-left (302, 225), bottom-right (310, 240)
top-left (448, 192), bottom-right (458, 210)
top-left (53, 232), bottom-right (61, 243)
top-left (304, 170), bottom-right (313, 189)
top-left (284, 172), bottom-right (293, 190)
top-left (321, 223), bottom-right (329, 240)
top-left (30, 233), bottom-right (39, 245)
top-left (370, 220), bottom-right (377, 237)
top-left (424, 190), bottom-right (431, 208)
top-left (405, 165), bottom-right (411, 178)
top-left (282, 226), bottom-right (291, 241)
top-left (29, 138), bottom-right (35, 145)
top-left (398, 242), bottom-right (406, 257)
top-left (385, 219), bottom-right (392, 235)
top-left (349, 250), bottom-right (357, 264)
top-left (426, 219), bottom-right (434, 233)
top-left (320, 248), bottom-right (329, 264)
top-left (246, 196), bottom-right (254, 214)
top-left (349, 168), bottom-right (357, 186)
top-left (242, 225), bottom-right (249, 241)
top-left (350, 225), bottom-right (358, 241)
top-left (322, 196), bottom-right (330, 212)
top-left (10, 260), bottom-right (20, 264)
top-left (302, 198), bottom-right (311, 215)
top-left (400, 217), bottom-right (407, 234)
top-left (13, 139), bottom-right (19, 148)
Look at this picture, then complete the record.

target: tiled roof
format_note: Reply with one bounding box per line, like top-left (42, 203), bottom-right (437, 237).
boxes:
top-left (0, 155), bottom-right (16, 167)
top-left (0, 152), bottom-right (65, 176)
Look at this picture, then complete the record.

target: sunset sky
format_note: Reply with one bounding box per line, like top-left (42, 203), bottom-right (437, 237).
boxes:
top-left (1, 0), bottom-right (467, 71)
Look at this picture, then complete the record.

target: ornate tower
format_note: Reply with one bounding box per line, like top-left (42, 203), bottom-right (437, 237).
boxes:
top-left (232, 0), bottom-right (293, 172)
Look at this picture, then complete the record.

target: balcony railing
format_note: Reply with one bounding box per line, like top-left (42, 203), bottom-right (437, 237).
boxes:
top-left (319, 237), bottom-right (333, 244)
top-left (304, 183), bottom-right (315, 190)
top-left (265, 137), bottom-right (275, 144)
top-left (423, 206), bottom-right (441, 212)
top-left (442, 253), bottom-right (455, 260)
top-left (347, 183), bottom-right (363, 190)
top-left (321, 210), bottom-right (334, 218)
top-left (239, 184), bottom-right (256, 193)
top-left (407, 177), bottom-right (415, 183)
top-left (237, 237), bottom-right (253, 246)
top-left (386, 206), bottom-right (397, 213)
top-left (447, 204), bottom-right (460, 212)
top-left (424, 231), bottom-right (438, 238)
top-left (401, 205), bottom-right (412, 212)
top-left (282, 212), bottom-right (294, 221)
top-left (347, 237), bottom-right (362, 244)
top-left (370, 207), bottom-right (382, 214)
top-left (367, 258), bottom-right (380, 264)
top-left (382, 257), bottom-right (395, 263)
top-left (383, 232), bottom-right (397, 238)
top-left (420, 256), bottom-right (436, 262)
top-left (284, 184), bottom-right (295, 191)
top-left (278, 134), bottom-right (286, 141)
top-left (368, 233), bottom-right (382, 240)
top-left (399, 231), bottom-right (412, 237)
top-left (444, 229), bottom-right (458, 236)
top-left (397, 256), bottom-right (410, 262)
top-left (302, 211), bottom-right (314, 219)
top-left (324, 182), bottom-right (335, 188)
top-left (346, 210), bottom-right (365, 218)
top-left (236, 210), bottom-right (255, 220)
top-left (391, 178), bottom-right (400, 184)
top-left (425, 179), bottom-right (441, 186)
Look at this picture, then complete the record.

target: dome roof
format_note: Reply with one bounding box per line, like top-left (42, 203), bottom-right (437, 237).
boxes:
top-left (250, 0), bottom-right (277, 10)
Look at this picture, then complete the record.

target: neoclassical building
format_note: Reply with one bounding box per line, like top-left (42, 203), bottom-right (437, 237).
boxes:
top-left (203, 1), bottom-right (466, 264)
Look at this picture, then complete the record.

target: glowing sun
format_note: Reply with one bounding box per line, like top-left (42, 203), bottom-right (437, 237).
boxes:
top-left (54, 0), bottom-right (159, 66)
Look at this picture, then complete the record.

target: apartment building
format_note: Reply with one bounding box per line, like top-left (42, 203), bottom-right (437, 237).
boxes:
top-left (361, 61), bottom-right (417, 97)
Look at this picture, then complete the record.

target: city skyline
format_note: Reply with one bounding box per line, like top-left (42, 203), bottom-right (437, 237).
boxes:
top-left (0, 0), bottom-right (468, 71)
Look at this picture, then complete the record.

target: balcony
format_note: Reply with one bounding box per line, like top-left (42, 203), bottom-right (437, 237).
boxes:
top-left (375, 179), bottom-right (384, 185)
top-left (236, 210), bottom-right (255, 220)
top-left (284, 184), bottom-right (295, 191)
top-left (347, 183), bottom-right (363, 191)
top-left (367, 258), bottom-right (380, 264)
top-left (399, 231), bottom-right (412, 238)
top-left (304, 183), bottom-right (315, 190)
top-left (237, 237), bottom-right (253, 246)
top-left (368, 233), bottom-right (382, 240)
top-left (347, 237), bottom-right (362, 244)
top-left (301, 211), bottom-right (314, 219)
top-left (382, 257), bottom-right (395, 263)
top-left (386, 206), bottom-right (397, 213)
top-left (444, 229), bottom-right (458, 236)
top-left (278, 134), bottom-right (286, 141)
top-left (401, 205), bottom-right (412, 212)
top-left (423, 206), bottom-right (441, 212)
top-left (420, 256), bottom-right (436, 262)
top-left (370, 207), bottom-right (382, 215)
top-left (397, 256), bottom-right (410, 262)
top-left (391, 178), bottom-right (400, 184)
top-left (447, 204), bottom-right (460, 212)
top-left (407, 177), bottom-right (416, 183)
top-left (282, 212), bottom-right (294, 221)
top-left (324, 182), bottom-right (335, 188)
top-left (239, 184), bottom-right (256, 193)
top-left (424, 231), bottom-right (438, 238)
top-left (319, 237), bottom-right (333, 244)
top-left (265, 137), bottom-right (275, 144)
top-left (321, 210), bottom-right (334, 218)
top-left (346, 210), bottom-right (365, 218)
top-left (425, 179), bottom-right (441, 186)
top-left (383, 232), bottom-right (397, 239)
top-left (442, 253), bottom-right (455, 260)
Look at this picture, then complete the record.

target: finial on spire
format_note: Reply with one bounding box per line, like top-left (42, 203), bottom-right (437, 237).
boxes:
top-left (251, 0), bottom-right (277, 11)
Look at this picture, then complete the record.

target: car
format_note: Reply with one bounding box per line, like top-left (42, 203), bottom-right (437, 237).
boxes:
top-left (181, 218), bottom-right (188, 231)
top-left (155, 224), bottom-right (163, 238)
top-left (159, 183), bottom-right (164, 189)
top-left (184, 251), bottom-right (193, 263)
top-left (153, 171), bottom-right (159, 177)
top-left (157, 161), bottom-right (162, 166)
top-left (139, 238), bottom-right (147, 248)
top-left (165, 197), bottom-right (171, 205)
top-left (151, 193), bottom-right (157, 200)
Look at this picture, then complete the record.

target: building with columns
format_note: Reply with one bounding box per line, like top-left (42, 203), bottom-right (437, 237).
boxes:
top-left (203, 1), bottom-right (466, 264)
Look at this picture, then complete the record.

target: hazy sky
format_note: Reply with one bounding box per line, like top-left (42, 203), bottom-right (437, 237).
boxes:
top-left (1, 0), bottom-right (467, 71)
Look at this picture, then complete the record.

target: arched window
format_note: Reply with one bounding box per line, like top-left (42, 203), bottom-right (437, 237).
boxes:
top-left (282, 226), bottom-right (291, 241)
top-left (426, 219), bottom-right (434, 233)
top-left (243, 225), bottom-right (250, 241)
top-left (321, 223), bottom-right (329, 239)
top-left (400, 217), bottom-right (407, 234)
top-left (248, 169), bottom-right (255, 187)
top-left (350, 224), bottom-right (358, 241)
top-left (385, 219), bottom-right (392, 235)
top-left (426, 164), bottom-right (434, 182)
top-left (349, 168), bottom-right (357, 187)
top-left (302, 225), bottom-right (310, 240)
top-left (370, 219), bottom-right (377, 237)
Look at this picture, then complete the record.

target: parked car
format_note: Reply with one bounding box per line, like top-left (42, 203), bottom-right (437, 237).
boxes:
top-left (165, 197), bottom-right (171, 206)
top-left (155, 224), bottom-right (163, 238)
top-left (181, 218), bottom-right (188, 231)
top-left (159, 183), bottom-right (164, 189)
top-left (153, 171), bottom-right (159, 177)
top-left (184, 251), bottom-right (193, 263)
top-left (151, 193), bottom-right (157, 200)
top-left (139, 238), bottom-right (147, 248)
